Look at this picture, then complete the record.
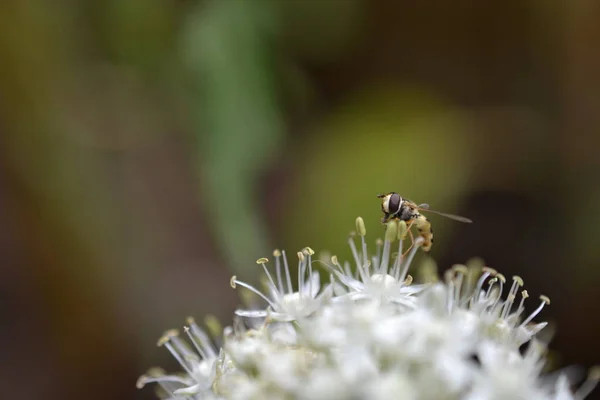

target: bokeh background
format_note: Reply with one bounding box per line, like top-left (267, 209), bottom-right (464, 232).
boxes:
top-left (1, 1), bottom-right (599, 399)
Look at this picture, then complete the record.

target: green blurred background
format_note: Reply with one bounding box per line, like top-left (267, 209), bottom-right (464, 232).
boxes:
top-left (1, 0), bottom-right (599, 399)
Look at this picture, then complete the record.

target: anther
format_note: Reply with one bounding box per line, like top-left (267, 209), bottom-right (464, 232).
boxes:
top-left (256, 257), bottom-right (269, 264)
top-left (273, 249), bottom-right (281, 257)
top-left (331, 255), bottom-right (339, 265)
top-left (165, 329), bottom-right (179, 338)
top-left (297, 252), bottom-right (305, 261)
top-left (156, 335), bottom-right (169, 347)
top-left (136, 375), bottom-right (149, 389)
top-left (230, 276), bottom-right (237, 289)
top-left (403, 275), bottom-right (413, 285)
top-left (512, 276), bottom-right (524, 287)
top-left (356, 217), bottom-right (366, 237)
top-left (520, 295), bottom-right (550, 327)
top-left (385, 220), bottom-right (398, 243)
top-left (303, 247), bottom-right (315, 255)
top-left (397, 220), bottom-right (408, 240)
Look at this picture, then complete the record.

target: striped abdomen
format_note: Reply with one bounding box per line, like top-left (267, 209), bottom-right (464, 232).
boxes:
top-left (414, 214), bottom-right (434, 252)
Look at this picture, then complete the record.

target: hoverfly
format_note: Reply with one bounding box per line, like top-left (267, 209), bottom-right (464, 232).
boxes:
top-left (377, 192), bottom-right (472, 252)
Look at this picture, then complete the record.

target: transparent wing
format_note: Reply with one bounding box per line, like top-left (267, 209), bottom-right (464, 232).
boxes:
top-left (417, 206), bottom-right (473, 223)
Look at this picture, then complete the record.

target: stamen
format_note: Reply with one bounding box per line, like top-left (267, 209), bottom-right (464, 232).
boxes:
top-left (361, 234), bottom-right (369, 270)
top-left (282, 250), bottom-right (293, 293)
top-left (379, 220), bottom-right (397, 275)
top-left (398, 237), bottom-right (423, 284)
top-left (500, 295), bottom-right (516, 320)
top-left (485, 278), bottom-right (498, 299)
top-left (473, 267), bottom-right (496, 304)
top-left (397, 220), bottom-right (408, 241)
top-left (385, 220), bottom-right (398, 243)
top-left (390, 252), bottom-right (398, 274)
top-left (137, 368), bottom-right (185, 394)
top-left (297, 251), bottom-right (305, 293)
top-left (375, 238), bottom-right (383, 269)
top-left (520, 295), bottom-right (550, 327)
top-left (356, 217), bottom-right (366, 237)
top-left (576, 366), bottom-right (600, 400)
top-left (452, 265), bottom-right (468, 304)
top-left (306, 250), bottom-right (313, 297)
top-left (348, 233), bottom-right (361, 271)
top-left (343, 261), bottom-right (355, 279)
top-left (256, 258), bottom-right (278, 295)
top-left (501, 276), bottom-right (523, 319)
top-left (183, 325), bottom-right (206, 360)
top-left (490, 274), bottom-right (505, 311)
top-left (230, 276), bottom-right (277, 310)
top-left (516, 290), bottom-right (529, 315)
top-left (391, 233), bottom-right (404, 280)
top-left (330, 255), bottom-right (344, 273)
top-left (379, 240), bottom-right (391, 275)
top-left (445, 270), bottom-right (455, 312)
top-left (273, 250), bottom-right (285, 294)
top-left (159, 330), bottom-right (195, 377)
top-left (184, 317), bottom-right (215, 359)
top-left (357, 260), bottom-right (371, 283)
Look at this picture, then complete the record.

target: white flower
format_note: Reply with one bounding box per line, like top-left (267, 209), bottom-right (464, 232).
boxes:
top-left (230, 249), bottom-right (333, 322)
top-left (137, 318), bottom-right (220, 398)
top-left (327, 220), bottom-right (428, 310)
top-left (139, 216), bottom-right (599, 400)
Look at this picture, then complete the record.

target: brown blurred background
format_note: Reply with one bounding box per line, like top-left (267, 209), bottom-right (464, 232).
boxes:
top-left (0, 1), bottom-right (599, 399)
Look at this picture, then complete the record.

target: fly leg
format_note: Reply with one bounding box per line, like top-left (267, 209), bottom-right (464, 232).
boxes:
top-left (402, 219), bottom-right (417, 258)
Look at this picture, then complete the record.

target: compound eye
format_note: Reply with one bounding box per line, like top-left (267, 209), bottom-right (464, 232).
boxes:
top-left (388, 193), bottom-right (402, 215)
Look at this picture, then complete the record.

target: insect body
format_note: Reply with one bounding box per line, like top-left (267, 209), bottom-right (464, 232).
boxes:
top-left (377, 192), bottom-right (472, 252)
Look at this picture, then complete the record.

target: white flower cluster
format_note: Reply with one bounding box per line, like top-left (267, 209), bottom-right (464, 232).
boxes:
top-left (138, 217), bottom-right (599, 400)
